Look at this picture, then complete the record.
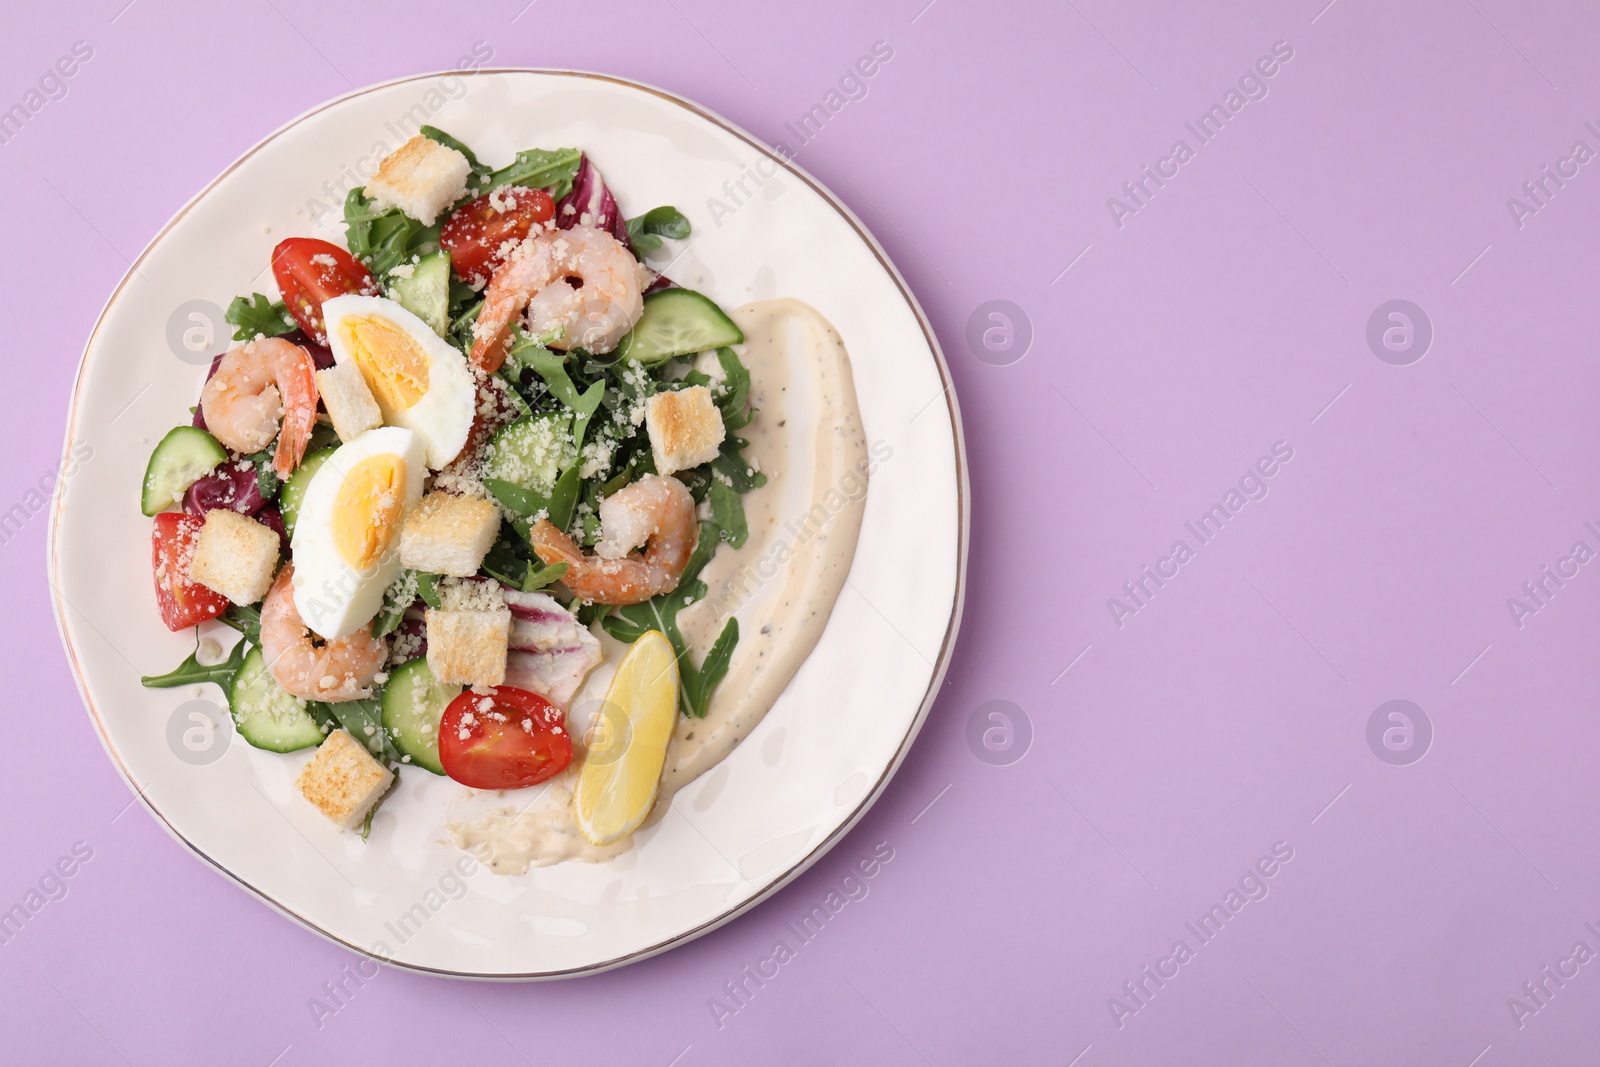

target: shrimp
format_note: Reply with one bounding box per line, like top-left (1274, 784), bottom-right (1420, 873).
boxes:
top-left (527, 474), bottom-right (697, 605)
top-left (526, 225), bottom-right (645, 355)
top-left (199, 337), bottom-right (319, 478)
top-left (469, 224), bottom-right (644, 372)
top-left (259, 565), bottom-right (386, 702)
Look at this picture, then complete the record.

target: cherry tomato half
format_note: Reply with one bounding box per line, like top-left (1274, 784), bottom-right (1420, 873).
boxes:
top-left (440, 186), bottom-right (555, 286)
top-left (151, 512), bottom-right (228, 631)
top-left (270, 237), bottom-right (377, 346)
top-left (438, 686), bottom-right (572, 790)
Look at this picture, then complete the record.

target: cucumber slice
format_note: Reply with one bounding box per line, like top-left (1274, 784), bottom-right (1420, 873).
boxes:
top-left (616, 288), bottom-right (744, 364)
top-left (483, 413), bottom-right (575, 497)
top-left (387, 250), bottom-right (452, 336)
top-left (379, 658), bottom-right (460, 775)
top-left (280, 447), bottom-right (336, 538)
top-left (229, 646), bottom-right (328, 752)
top-left (141, 426), bottom-right (227, 516)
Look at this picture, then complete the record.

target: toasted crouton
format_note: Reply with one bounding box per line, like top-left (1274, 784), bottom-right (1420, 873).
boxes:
top-left (399, 492), bottom-right (500, 577)
top-left (427, 584), bottom-right (511, 686)
top-left (189, 509), bottom-right (279, 604)
top-left (295, 729), bottom-right (393, 830)
top-left (363, 135), bottom-right (471, 225)
top-left (315, 362), bottom-right (383, 444)
top-left (646, 386), bottom-right (725, 475)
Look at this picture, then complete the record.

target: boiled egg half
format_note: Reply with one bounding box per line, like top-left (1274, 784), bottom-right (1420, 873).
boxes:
top-left (291, 426), bottom-right (425, 639)
top-left (323, 294), bottom-right (476, 469)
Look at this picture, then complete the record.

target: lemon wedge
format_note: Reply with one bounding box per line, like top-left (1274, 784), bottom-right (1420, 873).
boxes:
top-left (575, 630), bottom-right (679, 846)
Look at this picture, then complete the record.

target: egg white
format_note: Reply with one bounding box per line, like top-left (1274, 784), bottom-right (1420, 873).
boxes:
top-left (290, 426), bottom-right (426, 639)
top-left (322, 294), bottom-right (476, 469)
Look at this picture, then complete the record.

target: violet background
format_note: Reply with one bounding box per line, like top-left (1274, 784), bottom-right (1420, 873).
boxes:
top-left (5, 0), bottom-right (1599, 1063)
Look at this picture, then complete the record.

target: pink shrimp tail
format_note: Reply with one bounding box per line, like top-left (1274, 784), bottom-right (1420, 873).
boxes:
top-left (526, 476), bottom-right (697, 605)
top-left (469, 256), bottom-right (529, 373)
top-left (468, 237), bottom-right (559, 373)
top-left (272, 343), bottom-right (319, 478)
top-left (261, 564), bottom-right (385, 701)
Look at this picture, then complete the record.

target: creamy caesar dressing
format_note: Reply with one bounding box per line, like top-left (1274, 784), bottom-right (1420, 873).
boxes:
top-left (442, 299), bottom-right (868, 874)
top-left (446, 773), bottom-right (629, 874)
top-left (666, 299), bottom-right (869, 789)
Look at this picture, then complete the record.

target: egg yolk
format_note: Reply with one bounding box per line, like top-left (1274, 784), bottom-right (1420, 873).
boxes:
top-left (339, 315), bottom-right (429, 417)
top-left (332, 454), bottom-right (407, 570)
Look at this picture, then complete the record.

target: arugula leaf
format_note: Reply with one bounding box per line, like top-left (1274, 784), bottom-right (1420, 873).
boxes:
top-left (141, 637), bottom-right (249, 690)
top-left (420, 125), bottom-right (485, 175)
top-left (626, 206), bottom-right (691, 252)
top-left (484, 147), bottom-right (583, 200)
top-left (576, 509), bottom-right (602, 545)
top-left (341, 188), bottom-right (383, 259)
top-left (449, 300), bottom-right (484, 354)
top-left (546, 465), bottom-right (582, 531)
top-left (713, 435), bottom-right (767, 494)
top-left (360, 773), bottom-right (401, 840)
top-left (715, 347), bottom-right (752, 430)
top-left (492, 457), bottom-right (583, 541)
top-left (518, 560), bottom-right (569, 591)
top-left (448, 277), bottom-right (479, 313)
top-left (305, 702), bottom-right (339, 737)
top-left (682, 618), bottom-right (738, 715)
top-left (514, 340), bottom-right (580, 404)
top-left (225, 294), bottom-right (296, 341)
top-left (577, 602), bottom-right (611, 627)
top-left (219, 604), bottom-right (262, 646)
top-left (343, 188), bottom-right (440, 275)
top-left (707, 479), bottom-right (748, 547)
top-left (511, 341), bottom-right (607, 449)
top-left (244, 449), bottom-right (281, 501)
top-left (632, 206), bottom-right (691, 239)
top-left (500, 330), bottom-right (542, 382)
top-left (602, 520), bottom-right (738, 718)
top-left (497, 374), bottom-right (533, 422)
top-left (483, 478), bottom-right (545, 519)
top-left (570, 383), bottom-right (606, 453)
top-left (478, 528), bottom-right (526, 583)
top-left (598, 457), bottom-right (644, 501)
top-left (372, 570), bottom-right (420, 637)
top-left (483, 553), bottom-right (570, 593)
top-left (312, 697), bottom-right (400, 763)
top-left (414, 571), bottom-right (443, 610)
top-left (671, 465), bottom-right (711, 507)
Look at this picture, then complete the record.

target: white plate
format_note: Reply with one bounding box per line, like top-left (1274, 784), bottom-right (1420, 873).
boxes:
top-left (49, 70), bottom-right (966, 978)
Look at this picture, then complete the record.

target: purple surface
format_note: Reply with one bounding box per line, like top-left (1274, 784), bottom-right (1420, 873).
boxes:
top-left (6, 1), bottom-right (1600, 1064)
